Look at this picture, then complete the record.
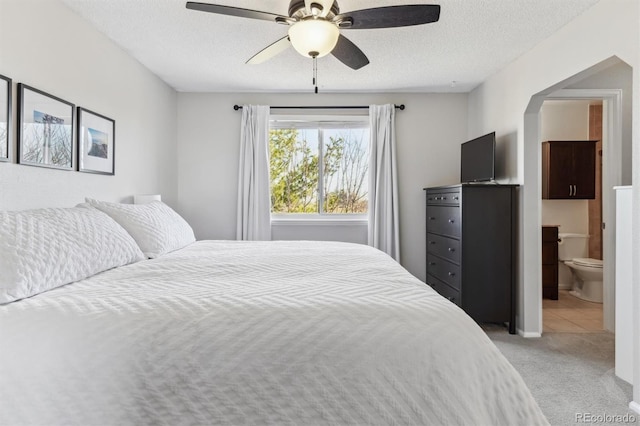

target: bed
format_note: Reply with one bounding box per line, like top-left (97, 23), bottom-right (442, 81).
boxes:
top-left (0, 201), bottom-right (548, 425)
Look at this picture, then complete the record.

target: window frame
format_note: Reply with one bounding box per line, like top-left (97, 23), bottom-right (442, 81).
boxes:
top-left (269, 114), bottom-right (370, 221)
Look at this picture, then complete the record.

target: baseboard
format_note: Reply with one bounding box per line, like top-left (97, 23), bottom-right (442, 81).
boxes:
top-left (518, 329), bottom-right (542, 338)
top-left (629, 401), bottom-right (640, 415)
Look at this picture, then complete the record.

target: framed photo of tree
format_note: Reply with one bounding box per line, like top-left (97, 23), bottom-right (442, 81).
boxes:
top-left (0, 74), bottom-right (11, 162)
top-left (77, 107), bottom-right (115, 175)
top-left (17, 84), bottom-right (74, 170)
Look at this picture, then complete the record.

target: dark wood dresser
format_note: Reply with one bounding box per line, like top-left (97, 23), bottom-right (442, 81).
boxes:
top-left (542, 226), bottom-right (559, 300)
top-left (424, 184), bottom-right (518, 334)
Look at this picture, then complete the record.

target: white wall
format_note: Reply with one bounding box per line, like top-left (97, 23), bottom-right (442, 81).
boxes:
top-left (271, 221), bottom-right (368, 244)
top-left (540, 100), bottom-right (590, 140)
top-left (177, 92), bottom-right (468, 280)
top-left (467, 0), bottom-right (639, 336)
top-left (0, 0), bottom-right (178, 210)
top-left (567, 62), bottom-right (634, 185)
top-left (542, 200), bottom-right (589, 233)
top-left (540, 100), bottom-right (590, 234)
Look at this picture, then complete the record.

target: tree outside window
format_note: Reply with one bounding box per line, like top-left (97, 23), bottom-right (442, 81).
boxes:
top-left (269, 121), bottom-right (369, 215)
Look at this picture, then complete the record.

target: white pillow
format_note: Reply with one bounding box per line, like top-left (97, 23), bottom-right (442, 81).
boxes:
top-left (86, 199), bottom-right (195, 259)
top-left (0, 207), bottom-right (145, 304)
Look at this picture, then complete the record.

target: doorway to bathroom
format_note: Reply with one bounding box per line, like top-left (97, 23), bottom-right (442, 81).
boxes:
top-left (521, 58), bottom-right (632, 338)
top-left (540, 99), bottom-right (605, 332)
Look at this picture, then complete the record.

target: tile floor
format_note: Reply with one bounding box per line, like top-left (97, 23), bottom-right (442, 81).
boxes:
top-left (543, 290), bottom-right (603, 332)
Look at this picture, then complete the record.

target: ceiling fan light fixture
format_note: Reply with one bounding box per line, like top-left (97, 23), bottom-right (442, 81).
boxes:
top-left (288, 18), bottom-right (339, 58)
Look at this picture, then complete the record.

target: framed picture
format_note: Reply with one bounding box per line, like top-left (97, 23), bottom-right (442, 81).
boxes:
top-left (17, 84), bottom-right (74, 170)
top-left (0, 74), bottom-right (11, 162)
top-left (77, 107), bottom-right (115, 175)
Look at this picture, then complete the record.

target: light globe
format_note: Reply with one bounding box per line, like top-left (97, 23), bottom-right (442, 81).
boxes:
top-left (288, 19), bottom-right (339, 58)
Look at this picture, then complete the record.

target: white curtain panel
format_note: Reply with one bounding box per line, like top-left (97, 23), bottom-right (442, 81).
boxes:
top-left (368, 104), bottom-right (400, 261)
top-left (236, 105), bottom-right (272, 241)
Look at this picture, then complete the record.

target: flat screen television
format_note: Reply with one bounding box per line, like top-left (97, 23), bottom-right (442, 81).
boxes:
top-left (460, 132), bottom-right (496, 183)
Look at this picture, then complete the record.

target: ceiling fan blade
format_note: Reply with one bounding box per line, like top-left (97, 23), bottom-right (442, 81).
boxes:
top-left (331, 34), bottom-right (369, 70)
top-left (304, 0), bottom-right (314, 15)
top-left (186, 2), bottom-right (286, 23)
top-left (319, 0), bottom-right (335, 17)
top-left (304, 0), bottom-right (335, 17)
top-left (336, 5), bottom-right (440, 29)
top-left (246, 36), bottom-right (291, 64)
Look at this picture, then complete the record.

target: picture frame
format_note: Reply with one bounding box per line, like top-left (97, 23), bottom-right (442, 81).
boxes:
top-left (0, 74), bottom-right (11, 162)
top-left (77, 107), bottom-right (115, 175)
top-left (17, 83), bottom-right (74, 170)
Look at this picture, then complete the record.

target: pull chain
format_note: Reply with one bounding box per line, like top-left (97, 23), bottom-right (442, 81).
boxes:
top-left (312, 56), bottom-right (318, 94)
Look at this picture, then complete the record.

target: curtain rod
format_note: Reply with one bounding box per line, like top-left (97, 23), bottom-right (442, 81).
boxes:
top-left (233, 104), bottom-right (405, 111)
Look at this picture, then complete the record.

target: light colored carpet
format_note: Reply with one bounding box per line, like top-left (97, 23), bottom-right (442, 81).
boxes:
top-left (485, 327), bottom-right (638, 426)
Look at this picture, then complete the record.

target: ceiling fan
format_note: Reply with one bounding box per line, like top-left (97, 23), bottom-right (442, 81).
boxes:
top-left (185, 0), bottom-right (441, 70)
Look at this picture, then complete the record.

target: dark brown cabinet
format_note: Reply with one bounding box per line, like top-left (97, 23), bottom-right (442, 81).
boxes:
top-left (542, 141), bottom-right (596, 199)
top-left (542, 226), bottom-right (559, 300)
top-left (424, 184), bottom-right (518, 334)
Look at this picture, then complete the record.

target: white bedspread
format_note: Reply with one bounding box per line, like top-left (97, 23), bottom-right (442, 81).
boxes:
top-left (0, 241), bottom-right (547, 425)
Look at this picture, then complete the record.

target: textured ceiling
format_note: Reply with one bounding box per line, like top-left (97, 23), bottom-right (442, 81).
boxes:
top-left (60, 0), bottom-right (600, 93)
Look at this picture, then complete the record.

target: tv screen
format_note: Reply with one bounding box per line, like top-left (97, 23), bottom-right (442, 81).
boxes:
top-left (460, 132), bottom-right (496, 183)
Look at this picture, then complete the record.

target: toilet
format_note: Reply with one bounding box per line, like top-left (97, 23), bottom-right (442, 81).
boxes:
top-left (557, 233), bottom-right (603, 303)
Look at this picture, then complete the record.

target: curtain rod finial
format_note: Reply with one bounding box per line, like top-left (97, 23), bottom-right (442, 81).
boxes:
top-left (234, 105), bottom-right (241, 110)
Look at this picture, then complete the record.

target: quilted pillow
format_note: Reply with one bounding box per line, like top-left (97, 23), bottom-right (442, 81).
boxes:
top-left (86, 199), bottom-right (195, 259)
top-left (0, 207), bottom-right (145, 304)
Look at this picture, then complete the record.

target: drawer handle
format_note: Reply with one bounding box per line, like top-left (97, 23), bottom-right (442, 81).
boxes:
top-left (441, 197), bottom-right (447, 200)
top-left (453, 196), bottom-right (459, 200)
top-left (429, 241), bottom-right (436, 245)
top-left (428, 197), bottom-right (434, 201)
top-left (448, 219), bottom-right (455, 223)
top-left (448, 247), bottom-right (455, 252)
top-left (429, 262), bottom-right (436, 266)
top-left (448, 272), bottom-right (456, 277)
top-left (429, 217), bottom-right (435, 220)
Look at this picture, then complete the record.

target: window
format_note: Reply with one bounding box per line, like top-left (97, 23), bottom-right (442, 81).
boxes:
top-left (269, 118), bottom-right (370, 216)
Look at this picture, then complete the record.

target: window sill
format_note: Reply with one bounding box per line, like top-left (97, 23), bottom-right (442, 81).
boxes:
top-left (271, 216), bottom-right (368, 227)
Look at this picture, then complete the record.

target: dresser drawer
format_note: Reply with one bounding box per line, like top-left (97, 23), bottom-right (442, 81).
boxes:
top-left (426, 233), bottom-right (460, 264)
top-left (427, 254), bottom-right (461, 291)
top-left (426, 206), bottom-right (461, 238)
top-left (426, 189), bottom-right (461, 206)
top-left (427, 275), bottom-right (461, 307)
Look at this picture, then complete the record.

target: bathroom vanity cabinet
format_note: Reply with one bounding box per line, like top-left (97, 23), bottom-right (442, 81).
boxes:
top-left (542, 226), bottom-right (559, 300)
top-left (542, 141), bottom-right (596, 199)
top-left (424, 184), bottom-right (518, 334)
